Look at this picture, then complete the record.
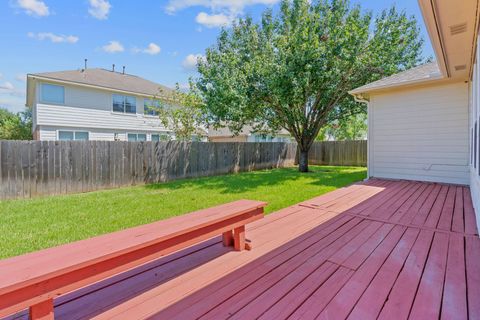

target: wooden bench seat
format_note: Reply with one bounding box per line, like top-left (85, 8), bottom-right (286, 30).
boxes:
top-left (0, 199), bottom-right (266, 320)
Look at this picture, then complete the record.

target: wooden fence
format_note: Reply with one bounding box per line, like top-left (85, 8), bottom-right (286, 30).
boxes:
top-left (0, 140), bottom-right (366, 200)
top-left (309, 140), bottom-right (367, 167)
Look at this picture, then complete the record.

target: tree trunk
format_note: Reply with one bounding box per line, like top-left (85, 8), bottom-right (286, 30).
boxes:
top-left (298, 149), bottom-right (309, 172)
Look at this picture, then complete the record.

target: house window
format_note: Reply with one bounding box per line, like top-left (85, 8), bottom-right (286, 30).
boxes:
top-left (113, 94), bottom-right (136, 114)
top-left (58, 131), bottom-right (89, 141)
top-left (475, 121), bottom-right (478, 169)
top-left (144, 99), bottom-right (162, 116)
top-left (41, 83), bottom-right (64, 104)
top-left (127, 133), bottom-right (146, 141)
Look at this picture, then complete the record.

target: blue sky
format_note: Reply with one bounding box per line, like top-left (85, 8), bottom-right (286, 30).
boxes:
top-left (0, 0), bottom-right (434, 113)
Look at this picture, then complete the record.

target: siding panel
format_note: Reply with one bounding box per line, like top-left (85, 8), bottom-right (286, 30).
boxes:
top-left (370, 82), bottom-right (469, 185)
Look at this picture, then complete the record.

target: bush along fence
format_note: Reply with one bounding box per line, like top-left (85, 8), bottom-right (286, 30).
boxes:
top-left (0, 140), bottom-right (366, 200)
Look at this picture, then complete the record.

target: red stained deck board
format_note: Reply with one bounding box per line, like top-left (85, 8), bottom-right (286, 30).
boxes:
top-left (437, 186), bottom-right (457, 231)
top-left (409, 232), bottom-right (449, 319)
top-left (316, 225), bottom-right (407, 320)
top-left (3, 179), bottom-right (479, 320)
top-left (441, 233), bottom-right (467, 320)
top-left (388, 182), bottom-right (430, 223)
top-left (368, 182), bottom-right (422, 220)
top-left (378, 229), bottom-right (435, 320)
top-left (207, 220), bottom-right (373, 320)
top-left (340, 222), bottom-right (395, 270)
top-left (451, 187), bottom-right (465, 233)
top-left (287, 266), bottom-right (354, 320)
top-left (257, 263), bottom-right (343, 320)
top-left (466, 236), bottom-right (480, 319)
top-left (70, 208), bottom-right (343, 320)
top-left (464, 188), bottom-right (479, 235)
top-left (422, 185), bottom-right (449, 228)
top-left (165, 218), bottom-right (368, 320)
top-left (347, 181), bottom-right (411, 215)
top-left (397, 183), bottom-right (437, 225)
top-left (103, 214), bottom-right (358, 319)
top-left (348, 227), bottom-right (420, 319)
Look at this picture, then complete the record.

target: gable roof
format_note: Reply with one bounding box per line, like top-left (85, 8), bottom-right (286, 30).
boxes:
top-left (349, 62), bottom-right (443, 95)
top-left (28, 68), bottom-right (175, 99)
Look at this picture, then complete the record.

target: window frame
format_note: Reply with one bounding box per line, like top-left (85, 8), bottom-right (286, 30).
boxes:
top-left (112, 94), bottom-right (137, 114)
top-left (127, 133), bottom-right (147, 142)
top-left (57, 130), bottom-right (89, 141)
top-left (144, 98), bottom-right (162, 116)
top-left (40, 83), bottom-right (65, 105)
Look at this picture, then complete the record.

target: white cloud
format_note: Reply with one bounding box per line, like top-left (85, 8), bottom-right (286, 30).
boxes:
top-left (195, 12), bottom-right (231, 28)
top-left (88, 0), bottom-right (111, 20)
top-left (166, 0), bottom-right (280, 15)
top-left (28, 32), bottom-right (79, 43)
top-left (143, 43), bottom-right (161, 55)
top-left (102, 40), bottom-right (124, 53)
top-left (0, 82), bottom-right (15, 91)
top-left (182, 53), bottom-right (205, 71)
top-left (16, 0), bottom-right (49, 17)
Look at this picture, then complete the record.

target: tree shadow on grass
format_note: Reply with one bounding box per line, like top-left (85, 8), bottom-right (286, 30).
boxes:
top-left (144, 166), bottom-right (366, 194)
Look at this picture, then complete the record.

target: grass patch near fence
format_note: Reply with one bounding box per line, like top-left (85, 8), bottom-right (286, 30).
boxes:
top-left (0, 165), bottom-right (366, 259)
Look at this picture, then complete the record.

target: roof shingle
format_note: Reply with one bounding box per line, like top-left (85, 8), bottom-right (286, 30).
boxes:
top-left (29, 68), bottom-right (175, 98)
top-left (349, 62), bottom-right (442, 95)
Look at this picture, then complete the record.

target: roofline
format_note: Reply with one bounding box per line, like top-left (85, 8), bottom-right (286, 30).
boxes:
top-left (27, 74), bottom-right (175, 102)
top-left (417, 0), bottom-right (449, 77)
top-left (348, 73), bottom-right (444, 95)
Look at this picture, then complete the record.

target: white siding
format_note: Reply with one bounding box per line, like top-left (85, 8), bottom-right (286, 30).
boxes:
top-left (369, 82), bottom-right (469, 185)
top-left (469, 35), bottom-right (480, 231)
top-left (39, 126), bottom-right (168, 141)
top-left (33, 80), bottom-right (169, 138)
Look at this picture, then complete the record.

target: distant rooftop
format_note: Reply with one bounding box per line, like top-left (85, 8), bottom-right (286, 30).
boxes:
top-left (29, 68), bottom-right (175, 99)
top-left (349, 62), bottom-right (443, 95)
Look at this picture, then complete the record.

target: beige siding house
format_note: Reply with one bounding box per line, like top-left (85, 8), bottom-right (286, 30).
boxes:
top-left (350, 0), bottom-right (480, 229)
top-left (26, 68), bottom-right (176, 142)
top-left (208, 126), bottom-right (291, 143)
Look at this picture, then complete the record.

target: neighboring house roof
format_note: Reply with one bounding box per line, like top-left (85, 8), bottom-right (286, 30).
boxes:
top-left (29, 68), bottom-right (175, 99)
top-left (208, 125), bottom-right (290, 137)
top-left (349, 62), bottom-right (443, 95)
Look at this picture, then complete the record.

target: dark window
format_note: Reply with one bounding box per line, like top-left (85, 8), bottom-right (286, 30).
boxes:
top-left (112, 94), bottom-right (136, 114)
top-left (475, 121), bottom-right (478, 169)
top-left (144, 99), bottom-right (161, 116)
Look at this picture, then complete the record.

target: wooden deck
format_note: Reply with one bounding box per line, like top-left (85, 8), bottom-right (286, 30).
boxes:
top-left (6, 179), bottom-right (480, 320)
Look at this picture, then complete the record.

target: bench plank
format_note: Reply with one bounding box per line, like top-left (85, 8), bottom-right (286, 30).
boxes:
top-left (0, 199), bottom-right (266, 318)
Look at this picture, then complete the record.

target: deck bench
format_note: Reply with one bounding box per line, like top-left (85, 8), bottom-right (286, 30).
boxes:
top-left (0, 199), bottom-right (266, 320)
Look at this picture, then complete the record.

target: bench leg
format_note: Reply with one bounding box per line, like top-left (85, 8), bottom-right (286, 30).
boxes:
top-left (222, 230), bottom-right (234, 246)
top-left (233, 226), bottom-right (246, 251)
top-left (29, 299), bottom-right (54, 320)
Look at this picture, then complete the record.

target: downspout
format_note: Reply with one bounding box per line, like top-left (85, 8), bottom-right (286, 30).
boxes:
top-left (353, 94), bottom-right (371, 180)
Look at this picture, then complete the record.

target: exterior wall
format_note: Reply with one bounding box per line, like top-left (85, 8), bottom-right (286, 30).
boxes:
top-left (369, 81), bottom-right (469, 185)
top-left (470, 36), bottom-right (480, 231)
top-left (38, 126), bottom-right (169, 141)
top-left (33, 80), bottom-right (169, 139)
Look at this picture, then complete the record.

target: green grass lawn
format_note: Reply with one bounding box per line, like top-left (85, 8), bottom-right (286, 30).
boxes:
top-left (0, 165), bottom-right (366, 259)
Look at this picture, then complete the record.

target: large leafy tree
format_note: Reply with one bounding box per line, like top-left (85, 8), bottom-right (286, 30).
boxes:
top-left (0, 108), bottom-right (32, 140)
top-left (195, 0), bottom-right (424, 171)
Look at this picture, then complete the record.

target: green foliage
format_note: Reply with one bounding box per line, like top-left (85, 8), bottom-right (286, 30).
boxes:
top-left (317, 112), bottom-right (367, 141)
top-left (147, 84), bottom-right (206, 141)
top-left (0, 165), bottom-right (366, 258)
top-left (0, 108), bottom-right (32, 140)
top-left (194, 0), bottom-right (425, 170)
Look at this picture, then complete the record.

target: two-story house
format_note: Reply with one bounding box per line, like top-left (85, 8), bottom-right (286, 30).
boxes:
top-left (26, 67), bottom-right (176, 141)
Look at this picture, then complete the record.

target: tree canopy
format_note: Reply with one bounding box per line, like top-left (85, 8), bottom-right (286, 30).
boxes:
top-left (194, 0), bottom-right (425, 171)
top-left (0, 108), bottom-right (32, 140)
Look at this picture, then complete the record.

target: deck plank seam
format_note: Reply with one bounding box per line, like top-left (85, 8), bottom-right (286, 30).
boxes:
top-left (346, 213), bottom-right (477, 237)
